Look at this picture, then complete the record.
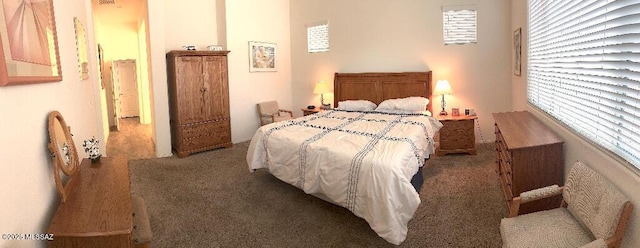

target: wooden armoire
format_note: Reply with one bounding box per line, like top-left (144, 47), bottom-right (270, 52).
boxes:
top-left (166, 50), bottom-right (232, 158)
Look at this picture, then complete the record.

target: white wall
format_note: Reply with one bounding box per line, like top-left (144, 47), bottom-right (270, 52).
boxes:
top-left (290, 0), bottom-right (513, 143)
top-left (511, 1), bottom-right (640, 247)
top-left (226, 0), bottom-right (292, 143)
top-left (164, 0), bottom-right (218, 51)
top-left (147, 1), bottom-right (171, 157)
top-left (92, 18), bottom-right (112, 144)
top-left (138, 19), bottom-right (152, 124)
top-left (511, 0), bottom-right (528, 110)
top-left (0, 0), bottom-right (103, 247)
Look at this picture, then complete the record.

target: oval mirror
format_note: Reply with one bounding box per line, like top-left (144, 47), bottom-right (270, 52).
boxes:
top-left (47, 111), bottom-right (79, 202)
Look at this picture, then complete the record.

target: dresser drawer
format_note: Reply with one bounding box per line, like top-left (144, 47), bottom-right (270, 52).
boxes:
top-left (180, 119), bottom-right (230, 139)
top-left (172, 118), bottom-right (232, 157)
top-left (182, 132), bottom-right (231, 151)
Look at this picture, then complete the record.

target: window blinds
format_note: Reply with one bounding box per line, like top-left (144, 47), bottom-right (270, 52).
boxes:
top-left (307, 21), bottom-right (329, 53)
top-left (528, 0), bottom-right (640, 169)
top-left (443, 5), bottom-right (477, 45)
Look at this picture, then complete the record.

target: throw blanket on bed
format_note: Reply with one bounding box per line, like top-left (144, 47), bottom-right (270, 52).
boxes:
top-left (247, 110), bottom-right (442, 245)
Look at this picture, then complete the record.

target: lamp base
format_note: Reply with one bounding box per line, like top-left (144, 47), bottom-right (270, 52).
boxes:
top-left (439, 110), bottom-right (448, 116)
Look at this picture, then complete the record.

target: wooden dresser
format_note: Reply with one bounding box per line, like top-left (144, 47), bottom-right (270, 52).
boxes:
top-left (48, 156), bottom-right (133, 247)
top-left (492, 111), bottom-right (564, 215)
top-left (167, 50), bottom-right (232, 158)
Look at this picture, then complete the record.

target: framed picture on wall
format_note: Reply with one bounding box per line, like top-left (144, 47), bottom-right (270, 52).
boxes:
top-left (0, 0), bottom-right (62, 86)
top-left (74, 17), bottom-right (89, 80)
top-left (249, 41), bottom-right (276, 72)
top-left (97, 44), bottom-right (105, 89)
top-left (513, 28), bottom-right (522, 76)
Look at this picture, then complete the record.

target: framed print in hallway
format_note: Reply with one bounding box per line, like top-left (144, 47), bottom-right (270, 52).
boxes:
top-left (0, 0), bottom-right (62, 86)
top-left (513, 28), bottom-right (522, 76)
top-left (74, 17), bottom-right (89, 80)
top-left (249, 41), bottom-right (276, 72)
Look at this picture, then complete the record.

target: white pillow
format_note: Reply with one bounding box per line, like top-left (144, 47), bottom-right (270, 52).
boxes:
top-left (375, 97), bottom-right (429, 112)
top-left (337, 100), bottom-right (377, 111)
top-left (375, 109), bottom-right (432, 116)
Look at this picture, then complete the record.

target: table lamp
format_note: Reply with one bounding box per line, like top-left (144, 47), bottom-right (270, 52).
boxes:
top-left (313, 80), bottom-right (331, 109)
top-left (434, 80), bottom-right (453, 115)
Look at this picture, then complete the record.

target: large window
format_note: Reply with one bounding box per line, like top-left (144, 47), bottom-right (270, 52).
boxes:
top-left (528, 0), bottom-right (640, 169)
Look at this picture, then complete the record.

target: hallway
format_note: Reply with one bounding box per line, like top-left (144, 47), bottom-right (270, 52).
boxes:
top-left (106, 118), bottom-right (155, 160)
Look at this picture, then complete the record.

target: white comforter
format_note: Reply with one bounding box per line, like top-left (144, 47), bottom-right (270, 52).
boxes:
top-left (247, 110), bottom-right (442, 245)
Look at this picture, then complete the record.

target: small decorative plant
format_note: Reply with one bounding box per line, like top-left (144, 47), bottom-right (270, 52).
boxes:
top-left (82, 137), bottom-right (102, 163)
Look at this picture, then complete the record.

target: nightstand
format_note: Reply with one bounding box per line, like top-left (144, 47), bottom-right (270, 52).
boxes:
top-left (302, 108), bottom-right (321, 116)
top-left (435, 115), bottom-right (477, 156)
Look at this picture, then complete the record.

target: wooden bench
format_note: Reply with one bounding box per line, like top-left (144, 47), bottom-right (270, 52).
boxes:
top-left (132, 195), bottom-right (153, 248)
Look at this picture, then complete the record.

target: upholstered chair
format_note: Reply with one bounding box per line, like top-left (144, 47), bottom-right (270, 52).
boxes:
top-left (257, 101), bottom-right (293, 126)
top-left (500, 161), bottom-right (633, 248)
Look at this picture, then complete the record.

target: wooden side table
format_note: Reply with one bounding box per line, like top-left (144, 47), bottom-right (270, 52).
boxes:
top-left (302, 108), bottom-right (322, 116)
top-left (436, 115), bottom-right (477, 156)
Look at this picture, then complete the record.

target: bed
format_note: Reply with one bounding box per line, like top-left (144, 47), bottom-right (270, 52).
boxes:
top-left (246, 71), bottom-right (442, 245)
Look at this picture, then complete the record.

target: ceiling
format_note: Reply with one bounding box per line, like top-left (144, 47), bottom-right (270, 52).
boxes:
top-left (92, 0), bottom-right (144, 25)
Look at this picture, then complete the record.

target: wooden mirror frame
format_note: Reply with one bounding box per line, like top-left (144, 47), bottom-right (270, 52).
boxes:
top-left (47, 111), bottom-right (79, 202)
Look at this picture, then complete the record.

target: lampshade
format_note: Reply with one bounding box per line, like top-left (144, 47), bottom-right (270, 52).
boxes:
top-left (434, 80), bottom-right (453, 95)
top-left (313, 81), bottom-right (330, 95)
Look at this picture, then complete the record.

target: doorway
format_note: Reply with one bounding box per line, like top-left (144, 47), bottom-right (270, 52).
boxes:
top-left (113, 59), bottom-right (139, 119)
top-left (92, 0), bottom-right (155, 159)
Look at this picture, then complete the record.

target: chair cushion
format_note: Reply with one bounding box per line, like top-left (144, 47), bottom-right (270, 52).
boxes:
top-left (132, 195), bottom-right (153, 243)
top-left (563, 161), bottom-right (629, 239)
top-left (258, 101), bottom-right (279, 115)
top-left (501, 208), bottom-right (594, 248)
top-left (260, 116), bottom-right (272, 125)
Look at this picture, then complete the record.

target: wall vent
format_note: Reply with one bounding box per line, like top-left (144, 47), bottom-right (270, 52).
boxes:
top-left (98, 0), bottom-right (116, 5)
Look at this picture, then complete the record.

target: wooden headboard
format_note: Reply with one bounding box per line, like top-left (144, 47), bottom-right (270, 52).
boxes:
top-left (333, 72), bottom-right (433, 112)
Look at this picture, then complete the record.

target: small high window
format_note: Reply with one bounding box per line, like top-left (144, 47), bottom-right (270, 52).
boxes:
top-left (307, 21), bottom-right (329, 53)
top-left (442, 5), bottom-right (477, 45)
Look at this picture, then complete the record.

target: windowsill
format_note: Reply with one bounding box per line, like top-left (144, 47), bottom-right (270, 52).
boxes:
top-left (526, 102), bottom-right (640, 178)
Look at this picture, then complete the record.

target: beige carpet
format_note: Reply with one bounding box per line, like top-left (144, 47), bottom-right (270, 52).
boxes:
top-left (129, 142), bottom-right (506, 247)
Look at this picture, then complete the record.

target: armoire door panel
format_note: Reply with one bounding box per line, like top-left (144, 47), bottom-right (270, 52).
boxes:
top-left (202, 56), bottom-right (230, 119)
top-left (175, 56), bottom-right (206, 124)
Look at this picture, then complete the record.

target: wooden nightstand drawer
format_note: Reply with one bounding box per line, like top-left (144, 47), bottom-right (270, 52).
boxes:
top-left (436, 115), bottom-right (477, 156)
top-left (440, 120), bottom-right (474, 149)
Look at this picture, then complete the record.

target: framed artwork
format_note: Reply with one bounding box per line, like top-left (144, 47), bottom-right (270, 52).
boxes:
top-left (74, 17), bottom-right (89, 80)
top-left (97, 44), bottom-right (104, 89)
top-left (249, 41), bottom-right (276, 72)
top-left (0, 0), bottom-right (62, 86)
top-left (513, 27), bottom-right (522, 76)
top-left (451, 108), bottom-right (460, 116)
